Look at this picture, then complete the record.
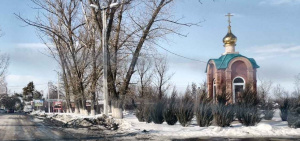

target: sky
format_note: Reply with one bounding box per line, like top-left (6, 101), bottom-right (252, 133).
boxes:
top-left (0, 0), bottom-right (300, 96)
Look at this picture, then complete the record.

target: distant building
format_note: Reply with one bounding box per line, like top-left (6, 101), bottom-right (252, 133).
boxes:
top-left (205, 13), bottom-right (259, 103)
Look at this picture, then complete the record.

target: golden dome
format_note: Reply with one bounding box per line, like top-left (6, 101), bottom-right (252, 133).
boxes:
top-left (223, 26), bottom-right (237, 46)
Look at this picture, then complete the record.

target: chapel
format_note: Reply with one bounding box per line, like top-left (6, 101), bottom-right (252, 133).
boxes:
top-left (205, 13), bottom-right (259, 103)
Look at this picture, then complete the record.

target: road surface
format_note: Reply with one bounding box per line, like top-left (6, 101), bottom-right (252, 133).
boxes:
top-left (0, 113), bottom-right (79, 140)
top-left (0, 113), bottom-right (141, 141)
top-left (1, 113), bottom-right (298, 141)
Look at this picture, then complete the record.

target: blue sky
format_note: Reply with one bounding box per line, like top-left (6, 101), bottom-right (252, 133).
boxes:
top-left (0, 0), bottom-right (300, 96)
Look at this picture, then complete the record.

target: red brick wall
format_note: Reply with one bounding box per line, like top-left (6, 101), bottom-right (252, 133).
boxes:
top-left (231, 61), bottom-right (248, 81)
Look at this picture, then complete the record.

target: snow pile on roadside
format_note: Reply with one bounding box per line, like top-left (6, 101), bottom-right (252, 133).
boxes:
top-left (30, 110), bottom-right (46, 116)
top-left (32, 111), bottom-right (120, 130)
top-left (119, 109), bottom-right (300, 138)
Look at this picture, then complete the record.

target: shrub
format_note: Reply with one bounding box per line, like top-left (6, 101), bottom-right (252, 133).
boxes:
top-left (135, 103), bottom-right (145, 122)
top-left (143, 104), bottom-right (152, 123)
top-left (216, 87), bottom-right (230, 105)
top-left (262, 101), bottom-right (275, 120)
top-left (196, 102), bottom-right (213, 127)
top-left (279, 98), bottom-right (292, 121)
top-left (213, 104), bottom-right (235, 127)
top-left (236, 105), bottom-right (261, 126)
top-left (287, 107), bottom-right (300, 128)
top-left (236, 85), bottom-right (261, 126)
top-left (176, 92), bottom-right (194, 127)
top-left (163, 107), bottom-right (178, 125)
top-left (163, 91), bottom-right (178, 125)
top-left (195, 92), bottom-right (213, 127)
top-left (263, 110), bottom-right (275, 120)
top-left (151, 100), bottom-right (165, 124)
top-left (213, 90), bottom-right (234, 127)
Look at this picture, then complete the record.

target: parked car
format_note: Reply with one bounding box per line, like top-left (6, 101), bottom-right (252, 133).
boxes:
top-left (7, 109), bottom-right (14, 113)
top-left (0, 109), bottom-right (5, 114)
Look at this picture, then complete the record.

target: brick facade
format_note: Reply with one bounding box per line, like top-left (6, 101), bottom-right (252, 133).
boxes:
top-left (207, 57), bottom-right (257, 104)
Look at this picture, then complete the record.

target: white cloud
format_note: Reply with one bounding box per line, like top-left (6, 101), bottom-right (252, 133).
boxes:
top-left (16, 43), bottom-right (49, 49)
top-left (259, 0), bottom-right (300, 5)
top-left (231, 13), bottom-right (244, 18)
top-left (247, 43), bottom-right (300, 92)
top-left (6, 74), bottom-right (48, 93)
top-left (249, 43), bottom-right (300, 60)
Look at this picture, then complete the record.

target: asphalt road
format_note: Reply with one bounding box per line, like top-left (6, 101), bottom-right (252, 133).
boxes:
top-left (1, 113), bottom-right (298, 141)
top-left (0, 113), bottom-right (78, 141)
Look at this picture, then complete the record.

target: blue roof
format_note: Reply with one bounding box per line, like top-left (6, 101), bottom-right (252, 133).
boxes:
top-left (205, 54), bottom-right (259, 73)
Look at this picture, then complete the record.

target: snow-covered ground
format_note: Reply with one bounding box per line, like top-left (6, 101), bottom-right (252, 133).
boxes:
top-left (31, 110), bottom-right (104, 123)
top-left (119, 109), bottom-right (300, 139)
top-left (30, 109), bottom-right (300, 139)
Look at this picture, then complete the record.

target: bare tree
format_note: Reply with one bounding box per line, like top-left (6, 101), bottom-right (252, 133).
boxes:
top-left (273, 84), bottom-right (289, 100)
top-left (17, 0), bottom-right (199, 118)
top-left (153, 57), bottom-right (173, 99)
top-left (0, 27), bottom-right (9, 95)
top-left (136, 56), bottom-right (153, 98)
top-left (293, 73), bottom-right (300, 97)
top-left (16, 0), bottom-right (93, 115)
top-left (258, 78), bottom-right (273, 102)
top-left (87, 0), bottom-right (199, 118)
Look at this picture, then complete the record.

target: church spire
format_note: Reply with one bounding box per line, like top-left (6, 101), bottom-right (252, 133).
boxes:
top-left (222, 13), bottom-right (238, 55)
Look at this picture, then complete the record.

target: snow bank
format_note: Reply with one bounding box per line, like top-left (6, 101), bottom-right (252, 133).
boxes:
top-left (119, 109), bottom-right (300, 138)
top-left (30, 109), bottom-right (300, 138)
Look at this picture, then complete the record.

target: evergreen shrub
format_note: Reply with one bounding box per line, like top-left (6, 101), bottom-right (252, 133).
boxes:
top-left (287, 107), bottom-right (300, 128)
top-left (143, 104), bottom-right (152, 123)
top-left (195, 93), bottom-right (213, 127)
top-left (280, 98), bottom-right (292, 121)
top-left (163, 93), bottom-right (178, 125)
top-left (262, 101), bottom-right (275, 120)
top-left (213, 88), bottom-right (234, 127)
top-left (151, 100), bottom-right (165, 124)
top-left (176, 93), bottom-right (194, 127)
top-left (236, 85), bottom-right (261, 126)
top-left (135, 103), bottom-right (145, 122)
top-left (213, 104), bottom-right (235, 127)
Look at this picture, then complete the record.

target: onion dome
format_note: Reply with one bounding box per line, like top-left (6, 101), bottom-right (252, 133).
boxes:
top-left (223, 25), bottom-right (237, 46)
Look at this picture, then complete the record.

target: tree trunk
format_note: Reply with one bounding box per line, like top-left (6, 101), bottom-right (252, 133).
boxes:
top-left (74, 100), bottom-right (80, 114)
top-left (112, 99), bottom-right (123, 119)
top-left (90, 92), bottom-right (96, 116)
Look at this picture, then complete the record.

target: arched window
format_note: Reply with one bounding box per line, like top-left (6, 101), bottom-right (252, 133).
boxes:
top-left (232, 77), bottom-right (245, 103)
top-left (213, 79), bottom-right (216, 103)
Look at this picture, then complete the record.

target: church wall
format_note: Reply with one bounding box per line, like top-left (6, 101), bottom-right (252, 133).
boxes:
top-left (206, 59), bottom-right (258, 104)
top-left (207, 62), bottom-right (215, 99)
top-left (231, 61), bottom-right (248, 82)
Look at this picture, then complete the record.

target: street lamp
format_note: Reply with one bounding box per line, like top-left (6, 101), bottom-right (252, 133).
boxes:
top-left (90, 2), bottom-right (120, 116)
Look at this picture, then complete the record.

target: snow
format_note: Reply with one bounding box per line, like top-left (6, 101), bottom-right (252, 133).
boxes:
top-left (30, 109), bottom-right (300, 138)
top-left (118, 109), bottom-right (300, 138)
top-left (31, 110), bottom-right (104, 123)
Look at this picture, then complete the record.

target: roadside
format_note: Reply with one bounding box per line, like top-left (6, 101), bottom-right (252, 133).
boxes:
top-left (0, 113), bottom-right (77, 140)
top-left (30, 110), bottom-right (300, 141)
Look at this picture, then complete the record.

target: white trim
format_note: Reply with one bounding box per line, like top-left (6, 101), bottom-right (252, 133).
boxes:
top-left (213, 79), bottom-right (216, 103)
top-left (232, 76), bottom-right (245, 103)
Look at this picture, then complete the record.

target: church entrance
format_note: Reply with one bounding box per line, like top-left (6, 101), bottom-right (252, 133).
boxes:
top-left (232, 77), bottom-right (245, 103)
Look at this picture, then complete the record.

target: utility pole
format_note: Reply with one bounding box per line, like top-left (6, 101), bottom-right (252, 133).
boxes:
top-left (47, 82), bottom-right (50, 113)
top-left (102, 10), bottom-right (108, 116)
top-left (57, 72), bottom-right (60, 100)
top-left (90, 2), bottom-right (120, 116)
top-left (57, 72), bottom-right (60, 113)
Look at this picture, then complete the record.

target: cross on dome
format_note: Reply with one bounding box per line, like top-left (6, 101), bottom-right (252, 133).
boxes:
top-left (225, 13), bottom-right (234, 26)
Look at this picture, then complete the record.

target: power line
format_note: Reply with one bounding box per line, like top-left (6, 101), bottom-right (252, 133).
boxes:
top-left (154, 42), bottom-right (207, 64)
